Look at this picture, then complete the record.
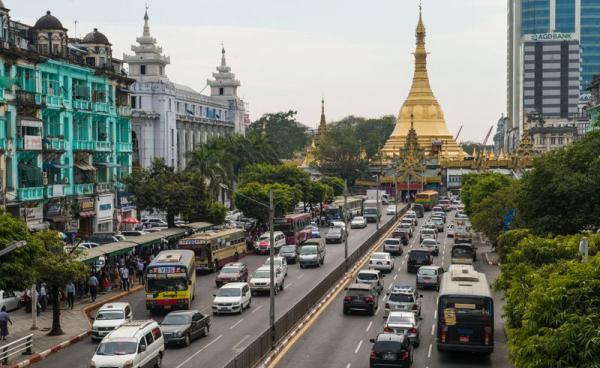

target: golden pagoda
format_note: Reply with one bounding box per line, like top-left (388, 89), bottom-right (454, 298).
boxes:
top-left (301, 99), bottom-right (328, 167)
top-left (381, 6), bottom-right (463, 160)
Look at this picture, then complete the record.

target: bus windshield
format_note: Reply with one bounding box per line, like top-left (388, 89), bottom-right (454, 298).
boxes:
top-left (274, 223), bottom-right (294, 236)
top-left (147, 277), bottom-right (188, 292)
top-left (452, 245), bottom-right (474, 257)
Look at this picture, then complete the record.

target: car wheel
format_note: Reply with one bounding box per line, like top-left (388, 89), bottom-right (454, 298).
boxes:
top-left (247, 298), bottom-right (251, 309)
top-left (154, 353), bottom-right (162, 368)
top-left (184, 333), bottom-right (191, 347)
top-left (280, 281), bottom-right (284, 291)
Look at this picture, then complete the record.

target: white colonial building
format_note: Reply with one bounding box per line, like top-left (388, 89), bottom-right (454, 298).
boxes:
top-left (124, 10), bottom-right (249, 170)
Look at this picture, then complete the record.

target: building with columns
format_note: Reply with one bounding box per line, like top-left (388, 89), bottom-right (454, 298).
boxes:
top-left (124, 11), bottom-right (249, 170)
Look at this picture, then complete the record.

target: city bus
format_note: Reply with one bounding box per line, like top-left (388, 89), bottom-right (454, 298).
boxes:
top-left (178, 228), bottom-right (246, 272)
top-left (145, 249), bottom-right (196, 312)
top-left (415, 190), bottom-right (439, 210)
top-left (323, 196), bottom-right (364, 223)
top-left (437, 265), bottom-right (494, 354)
top-left (451, 243), bottom-right (476, 264)
top-left (274, 213), bottom-right (312, 245)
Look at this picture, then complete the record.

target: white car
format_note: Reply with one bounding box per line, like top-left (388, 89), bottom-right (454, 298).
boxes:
top-left (383, 238), bottom-right (403, 256)
top-left (368, 252), bottom-right (394, 273)
top-left (447, 224), bottom-right (455, 237)
top-left (386, 205), bottom-right (397, 215)
top-left (330, 220), bottom-right (346, 229)
top-left (90, 320), bottom-right (164, 368)
top-left (263, 256), bottom-right (288, 277)
top-left (350, 216), bottom-right (367, 229)
top-left (249, 266), bottom-right (285, 295)
top-left (0, 290), bottom-right (23, 311)
top-left (79, 242), bottom-right (100, 249)
top-left (420, 238), bottom-right (439, 256)
top-left (91, 302), bottom-right (132, 341)
top-left (212, 282), bottom-right (252, 315)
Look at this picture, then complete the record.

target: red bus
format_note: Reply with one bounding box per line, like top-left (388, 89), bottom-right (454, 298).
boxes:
top-left (274, 213), bottom-right (312, 245)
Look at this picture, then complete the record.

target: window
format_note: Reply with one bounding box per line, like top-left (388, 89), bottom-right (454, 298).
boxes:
top-left (138, 96), bottom-right (142, 109)
top-left (219, 87), bottom-right (224, 95)
top-left (86, 57), bottom-right (95, 66)
top-left (131, 96), bottom-right (137, 109)
top-left (159, 65), bottom-right (163, 75)
top-left (140, 65), bottom-right (146, 75)
top-left (144, 332), bottom-right (154, 345)
top-left (138, 337), bottom-right (146, 351)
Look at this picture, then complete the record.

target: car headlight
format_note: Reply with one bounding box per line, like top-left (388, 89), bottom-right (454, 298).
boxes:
top-left (123, 360), bottom-right (134, 368)
top-left (89, 361), bottom-right (96, 368)
top-left (174, 331), bottom-right (182, 337)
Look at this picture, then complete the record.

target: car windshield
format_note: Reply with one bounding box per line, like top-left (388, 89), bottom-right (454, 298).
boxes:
top-left (96, 311), bottom-right (124, 320)
top-left (280, 246), bottom-right (295, 253)
top-left (385, 240), bottom-right (400, 245)
top-left (388, 315), bottom-right (413, 324)
top-left (399, 224), bottom-right (411, 229)
top-left (147, 278), bottom-right (188, 292)
top-left (254, 270), bottom-right (271, 278)
top-left (422, 229), bottom-right (435, 234)
top-left (371, 253), bottom-right (387, 260)
top-left (452, 246), bottom-right (474, 257)
top-left (353, 217), bottom-right (364, 221)
top-left (364, 208), bottom-right (377, 214)
top-left (217, 288), bottom-right (241, 297)
top-left (96, 341), bottom-right (137, 356)
top-left (328, 228), bottom-right (341, 235)
top-left (418, 268), bottom-right (437, 276)
top-left (301, 246), bottom-right (317, 255)
top-left (409, 252), bottom-right (430, 261)
top-left (373, 341), bottom-right (404, 353)
top-left (220, 267), bottom-right (239, 274)
top-left (358, 272), bottom-right (377, 280)
top-left (423, 240), bottom-right (436, 246)
top-left (389, 293), bottom-right (414, 303)
top-left (161, 314), bottom-right (191, 325)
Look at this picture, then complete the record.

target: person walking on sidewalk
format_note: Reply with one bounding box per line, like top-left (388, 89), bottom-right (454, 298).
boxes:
top-left (112, 267), bottom-right (121, 291)
top-left (127, 263), bottom-right (135, 287)
top-left (136, 259), bottom-right (144, 285)
top-left (66, 281), bottom-right (75, 309)
top-left (38, 283), bottom-right (47, 312)
top-left (120, 266), bottom-right (130, 292)
top-left (0, 306), bottom-right (13, 340)
top-left (88, 274), bottom-right (99, 302)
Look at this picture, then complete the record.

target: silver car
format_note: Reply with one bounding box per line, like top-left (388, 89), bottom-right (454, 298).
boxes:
top-left (356, 269), bottom-right (384, 293)
top-left (420, 238), bottom-right (439, 256)
top-left (419, 228), bottom-right (436, 243)
top-left (385, 285), bottom-right (422, 317)
top-left (383, 238), bottom-right (403, 256)
top-left (416, 265), bottom-right (443, 290)
top-left (383, 311), bottom-right (421, 347)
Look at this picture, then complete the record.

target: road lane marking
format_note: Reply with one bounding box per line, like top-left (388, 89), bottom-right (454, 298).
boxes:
top-left (428, 343), bottom-right (432, 358)
top-left (346, 364), bottom-right (351, 368)
top-left (354, 340), bottom-right (363, 354)
top-left (388, 283), bottom-right (393, 290)
top-left (393, 274), bottom-right (397, 280)
top-left (366, 321), bottom-right (373, 332)
top-left (434, 310), bottom-right (437, 319)
top-left (251, 305), bottom-right (264, 314)
top-left (175, 334), bottom-right (223, 368)
top-left (431, 324), bottom-right (435, 335)
top-left (230, 318), bottom-right (244, 329)
top-left (287, 281), bottom-right (295, 288)
top-left (232, 334), bottom-right (252, 352)
top-left (297, 274), bottom-right (304, 279)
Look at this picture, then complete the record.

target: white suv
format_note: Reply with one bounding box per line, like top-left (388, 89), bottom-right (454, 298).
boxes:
top-left (91, 302), bottom-right (132, 341)
top-left (90, 320), bottom-right (165, 368)
top-left (249, 265), bottom-right (285, 295)
top-left (212, 282), bottom-right (252, 315)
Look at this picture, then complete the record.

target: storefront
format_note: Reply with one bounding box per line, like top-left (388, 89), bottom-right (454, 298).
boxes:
top-left (95, 193), bottom-right (114, 233)
top-left (22, 204), bottom-right (48, 232)
top-left (44, 202), bottom-right (69, 231)
top-left (78, 197), bottom-right (95, 237)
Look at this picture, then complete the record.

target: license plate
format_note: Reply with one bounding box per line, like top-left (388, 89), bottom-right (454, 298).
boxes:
top-left (383, 353), bottom-right (396, 360)
top-left (459, 336), bottom-right (470, 343)
top-left (423, 277), bottom-right (431, 280)
top-left (377, 262), bottom-right (382, 265)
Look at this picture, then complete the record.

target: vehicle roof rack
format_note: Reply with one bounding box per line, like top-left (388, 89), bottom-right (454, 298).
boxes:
top-left (121, 320), bottom-right (154, 329)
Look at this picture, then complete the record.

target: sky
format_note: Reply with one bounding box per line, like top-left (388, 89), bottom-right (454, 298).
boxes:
top-left (11, 0), bottom-right (506, 141)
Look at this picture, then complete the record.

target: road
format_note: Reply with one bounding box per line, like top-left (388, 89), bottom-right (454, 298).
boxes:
top-left (34, 214), bottom-right (395, 368)
top-left (274, 210), bottom-right (511, 368)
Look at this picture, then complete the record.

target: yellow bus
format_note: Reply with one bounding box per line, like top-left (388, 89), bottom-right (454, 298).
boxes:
top-left (145, 250), bottom-right (196, 312)
top-left (178, 228), bottom-right (246, 272)
top-left (415, 190), bottom-right (439, 210)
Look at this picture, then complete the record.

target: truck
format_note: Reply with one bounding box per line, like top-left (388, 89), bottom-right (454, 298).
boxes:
top-left (363, 199), bottom-right (382, 223)
top-left (454, 219), bottom-right (473, 243)
top-left (366, 189), bottom-right (390, 205)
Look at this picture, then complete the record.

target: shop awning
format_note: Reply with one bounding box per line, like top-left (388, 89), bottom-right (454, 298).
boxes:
top-left (79, 211), bottom-right (95, 218)
top-left (95, 162), bottom-right (121, 168)
top-left (18, 118), bottom-right (43, 128)
top-left (75, 163), bottom-right (96, 171)
top-left (78, 241), bottom-right (139, 262)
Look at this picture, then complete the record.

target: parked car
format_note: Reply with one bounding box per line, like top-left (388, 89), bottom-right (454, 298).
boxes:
top-left (91, 302), bottom-right (132, 341)
top-left (78, 242), bottom-right (100, 249)
top-left (89, 320), bottom-right (164, 368)
top-left (384, 311), bottom-right (421, 347)
top-left (369, 333), bottom-right (413, 368)
top-left (386, 205), bottom-right (397, 215)
top-left (263, 256), bottom-right (288, 277)
top-left (385, 285), bottom-right (422, 317)
top-left (160, 310), bottom-right (210, 346)
top-left (249, 266), bottom-right (284, 295)
top-left (350, 216), bottom-right (367, 229)
top-left (356, 269), bottom-right (384, 294)
top-left (420, 238), bottom-right (439, 256)
top-left (212, 282), bottom-right (252, 315)
top-left (383, 238), bottom-right (403, 256)
top-left (0, 290), bottom-right (22, 311)
top-left (369, 252), bottom-right (394, 273)
top-left (343, 283), bottom-right (379, 316)
top-left (407, 249), bottom-right (433, 273)
top-left (278, 245), bottom-right (298, 264)
top-left (255, 231), bottom-right (286, 255)
top-left (325, 226), bottom-right (346, 244)
top-left (215, 262), bottom-right (249, 287)
top-left (415, 265), bottom-right (444, 290)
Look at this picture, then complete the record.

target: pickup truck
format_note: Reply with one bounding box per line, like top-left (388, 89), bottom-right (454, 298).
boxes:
top-left (454, 227), bottom-right (473, 243)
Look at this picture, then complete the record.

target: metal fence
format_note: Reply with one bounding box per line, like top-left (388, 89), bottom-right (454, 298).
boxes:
top-left (224, 206), bottom-right (407, 368)
top-left (0, 334), bottom-right (33, 365)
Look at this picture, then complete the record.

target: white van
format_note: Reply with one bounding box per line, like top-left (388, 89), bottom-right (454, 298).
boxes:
top-left (90, 320), bottom-right (165, 368)
top-left (255, 231), bottom-right (286, 255)
top-left (91, 302), bottom-right (132, 341)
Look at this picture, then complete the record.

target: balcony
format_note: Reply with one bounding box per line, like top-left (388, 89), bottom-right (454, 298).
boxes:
top-left (73, 99), bottom-right (91, 110)
top-left (63, 99), bottom-right (72, 110)
top-left (17, 187), bottom-right (44, 201)
top-left (16, 135), bottom-right (43, 150)
top-left (93, 102), bottom-right (109, 113)
top-left (44, 95), bottom-right (63, 109)
top-left (116, 142), bottom-right (132, 152)
top-left (45, 184), bottom-right (66, 198)
top-left (109, 106), bottom-right (116, 115)
top-left (43, 137), bottom-right (67, 151)
top-left (72, 140), bottom-right (95, 151)
top-left (95, 182), bottom-right (114, 194)
top-left (16, 91), bottom-right (42, 107)
top-left (95, 141), bottom-right (112, 152)
top-left (74, 183), bottom-right (94, 195)
top-left (117, 106), bottom-right (132, 117)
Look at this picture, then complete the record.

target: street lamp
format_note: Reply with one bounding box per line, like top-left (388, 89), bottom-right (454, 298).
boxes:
top-left (343, 180), bottom-right (349, 269)
top-left (0, 240), bottom-right (27, 257)
top-left (219, 184), bottom-right (277, 348)
top-left (372, 175), bottom-right (380, 231)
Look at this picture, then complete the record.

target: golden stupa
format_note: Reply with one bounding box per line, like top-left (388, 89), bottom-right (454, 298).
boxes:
top-left (381, 7), bottom-right (464, 160)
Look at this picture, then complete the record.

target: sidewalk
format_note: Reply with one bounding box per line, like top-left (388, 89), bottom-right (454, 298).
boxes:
top-left (0, 284), bottom-right (143, 368)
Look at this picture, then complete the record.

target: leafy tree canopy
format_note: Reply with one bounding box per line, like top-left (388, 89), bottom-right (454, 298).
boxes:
top-left (460, 172), bottom-right (513, 215)
top-left (234, 182), bottom-right (302, 224)
top-left (318, 176), bottom-right (346, 196)
top-left (248, 111), bottom-right (308, 159)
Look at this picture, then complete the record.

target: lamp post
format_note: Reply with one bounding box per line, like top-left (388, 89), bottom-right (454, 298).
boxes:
top-left (372, 175), bottom-right (380, 231)
top-left (343, 180), bottom-right (349, 269)
top-left (219, 184), bottom-right (276, 348)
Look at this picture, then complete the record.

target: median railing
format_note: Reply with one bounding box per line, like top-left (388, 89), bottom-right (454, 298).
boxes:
top-left (223, 205), bottom-right (407, 368)
top-left (0, 334), bottom-right (33, 365)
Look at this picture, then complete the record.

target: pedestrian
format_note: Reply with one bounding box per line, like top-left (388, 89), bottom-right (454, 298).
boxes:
top-left (0, 306), bottom-right (12, 340)
top-left (136, 259), bottom-right (144, 285)
top-left (66, 282), bottom-right (75, 310)
top-left (112, 267), bottom-right (121, 290)
top-left (38, 283), bottom-right (47, 312)
top-left (120, 266), bottom-right (129, 292)
top-left (128, 263), bottom-right (135, 287)
top-left (88, 274), bottom-right (99, 302)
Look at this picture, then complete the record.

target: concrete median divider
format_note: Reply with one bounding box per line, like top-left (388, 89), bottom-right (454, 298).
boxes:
top-left (223, 206), bottom-right (408, 368)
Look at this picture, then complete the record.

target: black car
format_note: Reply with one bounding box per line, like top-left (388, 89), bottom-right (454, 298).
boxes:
top-left (411, 204), bottom-right (424, 218)
top-left (369, 333), bottom-right (413, 368)
top-left (160, 310), bottom-right (210, 346)
top-left (278, 245), bottom-right (298, 264)
top-left (391, 230), bottom-right (410, 246)
top-left (343, 283), bottom-right (379, 316)
top-left (407, 249), bottom-right (433, 273)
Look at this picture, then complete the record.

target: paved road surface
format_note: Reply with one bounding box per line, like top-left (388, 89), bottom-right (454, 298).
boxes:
top-left (34, 214), bottom-right (395, 368)
top-left (275, 210), bottom-right (511, 368)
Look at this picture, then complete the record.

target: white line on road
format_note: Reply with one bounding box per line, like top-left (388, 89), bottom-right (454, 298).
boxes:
top-left (175, 334), bottom-right (223, 368)
top-left (354, 340), bottom-right (363, 354)
top-left (346, 364), bottom-right (351, 368)
top-left (431, 324), bottom-right (435, 335)
top-left (230, 318), bottom-right (244, 329)
top-left (434, 310), bottom-right (437, 319)
top-left (251, 305), bottom-right (264, 314)
top-left (297, 274), bottom-right (304, 279)
top-left (366, 321), bottom-right (373, 332)
top-left (388, 283), bottom-right (393, 290)
top-left (287, 281), bottom-right (295, 288)
top-left (428, 343), bottom-right (432, 358)
top-left (393, 274), bottom-right (397, 280)
top-left (232, 334), bottom-right (251, 352)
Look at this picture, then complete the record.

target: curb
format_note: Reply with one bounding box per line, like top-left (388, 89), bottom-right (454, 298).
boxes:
top-left (7, 285), bottom-right (145, 368)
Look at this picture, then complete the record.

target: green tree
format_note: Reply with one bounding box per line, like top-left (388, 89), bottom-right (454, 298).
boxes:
top-left (249, 111), bottom-right (307, 159)
top-left (318, 176), bottom-right (346, 196)
top-left (234, 182), bottom-right (302, 224)
top-left (460, 172), bottom-right (513, 215)
top-left (307, 181), bottom-right (334, 208)
top-left (355, 115), bottom-right (396, 158)
top-left (470, 183), bottom-right (518, 245)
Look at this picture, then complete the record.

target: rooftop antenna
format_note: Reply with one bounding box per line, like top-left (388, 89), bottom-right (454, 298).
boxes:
top-left (74, 20), bottom-right (78, 38)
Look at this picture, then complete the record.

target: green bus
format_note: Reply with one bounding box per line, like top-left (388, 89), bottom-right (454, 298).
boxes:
top-left (415, 190), bottom-right (439, 210)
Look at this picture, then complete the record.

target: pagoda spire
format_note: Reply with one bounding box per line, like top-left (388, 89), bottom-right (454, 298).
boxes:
top-left (143, 4), bottom-right (150, 37)
top-left (318, 98), bottom-right (327, 137)
top-left (221, 45), bottom-right (227, 67)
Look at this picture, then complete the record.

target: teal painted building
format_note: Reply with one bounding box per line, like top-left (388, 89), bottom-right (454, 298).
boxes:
top-left (0, 4), bottom-right (134, 235)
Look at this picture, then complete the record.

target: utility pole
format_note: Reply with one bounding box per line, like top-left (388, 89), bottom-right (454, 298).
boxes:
top-left (344, 180), bottom-right (349, 269)
top-left (376, 175), bottom-right (380, 231)
top-left (268, 189), bottom-right (275, 348)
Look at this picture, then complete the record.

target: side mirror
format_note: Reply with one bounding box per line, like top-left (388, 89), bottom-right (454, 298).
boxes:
top-left (138, 345), bottom-right (146, 353)
top-left (419, 316), bottom-right (423, 320)
top-left (369, 338), bottom-right (376, 343)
